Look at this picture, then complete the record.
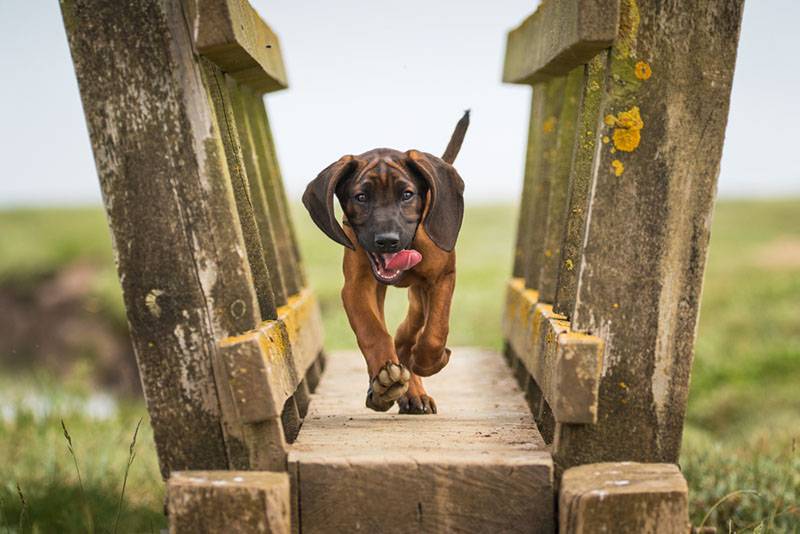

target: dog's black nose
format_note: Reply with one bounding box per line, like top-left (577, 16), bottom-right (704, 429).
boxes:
top-left (374, 232), bottom-right (401, 252)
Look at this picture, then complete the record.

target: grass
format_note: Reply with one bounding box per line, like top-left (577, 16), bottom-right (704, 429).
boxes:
top-left (1, 199), bottom-right (799, 531)
top-left (0, 373), bottom-right (165, 532)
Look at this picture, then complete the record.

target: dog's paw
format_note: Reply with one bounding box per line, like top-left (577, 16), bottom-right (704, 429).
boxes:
top-left (365, 362), bottom-right (411, 412)
top-left (398, 392), bottom-right (437, 415)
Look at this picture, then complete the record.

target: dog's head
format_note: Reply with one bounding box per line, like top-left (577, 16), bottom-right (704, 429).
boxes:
top-left (303, 148), bottom-right (464, 283)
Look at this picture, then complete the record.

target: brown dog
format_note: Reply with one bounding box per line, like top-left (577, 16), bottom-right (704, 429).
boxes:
top-left (303, 112), bottom-right (469, 414)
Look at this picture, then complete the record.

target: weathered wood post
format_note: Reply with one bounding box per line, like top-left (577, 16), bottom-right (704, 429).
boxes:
top-left (503, 0), bottom-right (744, 474)
top-left (61, 0), bottom-right (323, 479)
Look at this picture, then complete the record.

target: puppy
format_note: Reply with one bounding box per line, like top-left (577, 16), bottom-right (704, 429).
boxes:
top-left (303, 111), bottom-right (469, 414)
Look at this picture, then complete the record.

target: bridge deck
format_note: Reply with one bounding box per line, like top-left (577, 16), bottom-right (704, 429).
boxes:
top-left (288, 348), bottom-right (554, 533)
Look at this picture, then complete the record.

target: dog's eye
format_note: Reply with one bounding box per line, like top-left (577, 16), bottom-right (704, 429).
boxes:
top-left (354, 193), bottom-right (368, 203)
top-left (401, 190), bottom-right (414, 201)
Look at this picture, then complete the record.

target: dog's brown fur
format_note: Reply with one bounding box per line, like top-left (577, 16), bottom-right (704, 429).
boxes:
top-left (303, 112), bottom-right (469, 414)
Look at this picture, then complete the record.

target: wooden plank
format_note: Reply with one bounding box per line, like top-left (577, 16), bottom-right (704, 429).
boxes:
top-left (60, 0), bottom-right (265, 476)
top-left (537, 317), bottom-right (603, 423)
top-left (218, 321), bottom-right (296, 424)
top-left (559, 463), bottom-right (689, 534)
top-left (227, 78), bottom-right (289, 305)
top-left (202, 58), bottom-right (278, 321)
top-left (560, 0), bottom-right (745, 468)
top-left (537, 65), bottom-right (584, 303)
top-left (502, 278), bottom-right (539, 359)
top-left (217, 288), bottom-right (323, 424)
top-left (305, 357), bottom-right (322, 393)
top-left (554, 51), bottom-right (609, 318)
top-left (168, 471), bottom-right (290, 534)
top-left (504, 279), bottom-right (603, 424)
top-left (503, 0), bottom-right (619, 84)
top-left (289, 349), bottom-right (554, 533)
top-left (524, 77), bottom-right (566, 290)
top-left (294, 380), bottom-right (311, 418)
top-left (246, 92), bottom-right (306, 293)
top-left (277, 288), bottom-right (324, 378)
top-left (512, 89), bottom-right (545, 277)
top-left (192, 0), bottom-right (288, 93)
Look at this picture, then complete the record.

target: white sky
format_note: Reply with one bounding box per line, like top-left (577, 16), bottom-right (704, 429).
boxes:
top-left (0, 0), bottom-right (797, 206)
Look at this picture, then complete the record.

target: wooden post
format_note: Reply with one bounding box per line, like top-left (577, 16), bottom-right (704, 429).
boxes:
top-left (60, 0), bottom-right (296, 476)
top-left (168, 471), bottom-right (290, 533)
top-left (559, 463), bottom-right (689, 534)
top-left (557, 0), bottom-right (745, 469)
top-left (504, 0), bottom-right (744, 473)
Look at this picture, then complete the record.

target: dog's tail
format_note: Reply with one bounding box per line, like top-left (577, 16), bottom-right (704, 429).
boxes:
top-left (441, 109), bottom-right (470, 164)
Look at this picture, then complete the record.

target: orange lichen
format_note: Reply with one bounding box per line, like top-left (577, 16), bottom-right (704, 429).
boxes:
top-left (613, 128), bottom-right (640, 152)
top-left (611, 160), bottom-right (624, 176)
top-left (634, 60), bottom-right (652, 80)
top-left (543, 116), bottom-right (557, 133)
top-left (606, 106), bottom-right (644, 152)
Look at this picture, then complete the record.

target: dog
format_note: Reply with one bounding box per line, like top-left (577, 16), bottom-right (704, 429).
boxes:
top-left (303, 111), bottom-right (469, 414)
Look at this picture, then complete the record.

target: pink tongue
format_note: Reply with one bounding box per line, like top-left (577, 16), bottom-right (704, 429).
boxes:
top-left (384, 249), bottom-right (422, 271)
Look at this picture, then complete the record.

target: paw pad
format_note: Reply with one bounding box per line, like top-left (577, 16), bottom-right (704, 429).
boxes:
top-left (365, 362), bottom-right (410, 412)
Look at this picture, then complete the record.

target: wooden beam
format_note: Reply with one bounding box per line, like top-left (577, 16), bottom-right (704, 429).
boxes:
top-left (217, 288), bottom-right (324, 424)
top-left (503, 279), bottom-right (603, 424)
top-left (559, 0), bottom-right (745, 469)
top-left (192, 0), bottom-right (288, 93)
top-left (553, 50), bottom-right (609, 318)
top-left (559, 463), bottom-right (689, 533)
top-left (60, 0), bottom-right (266, 476)
top-left (289, 350), bottom-right (554, 533)
top-left (503, 0), bottom-right (619, 84)
top-left (537, 316), bottom-right (603, 424)
top-left (537, 66), bottom-right (584, 302)
top-left (168, 471), bottom-right (290, 533)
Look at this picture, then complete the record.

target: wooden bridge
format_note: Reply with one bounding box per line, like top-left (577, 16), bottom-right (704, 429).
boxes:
top-left (60, 0), bottom-right (744, 532)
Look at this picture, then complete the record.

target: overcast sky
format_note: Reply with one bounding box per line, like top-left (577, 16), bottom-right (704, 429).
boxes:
top-left (0, 0), bottom-right (797, 206)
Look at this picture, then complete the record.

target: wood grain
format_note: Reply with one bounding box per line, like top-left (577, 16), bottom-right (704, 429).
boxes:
top-left (289, 349), bottom-right (554, 533)
top-left (169, 470), bottom-right (290, 533)
top-left (559, 462), bottom-right (689, 534)
top-left (503, 0), bottom-right (619, 84)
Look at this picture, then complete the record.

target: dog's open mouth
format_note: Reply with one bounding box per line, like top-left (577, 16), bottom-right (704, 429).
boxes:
top-left (367, 249), bottom-right (423, 284)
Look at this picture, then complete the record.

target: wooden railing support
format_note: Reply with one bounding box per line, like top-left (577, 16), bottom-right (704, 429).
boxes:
top-left (61, 0), bottom-right (324, 479)
top-left (503, 0), bottom-right (745, 475)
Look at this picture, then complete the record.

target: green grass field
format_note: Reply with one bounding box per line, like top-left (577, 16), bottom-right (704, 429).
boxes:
top-left (1, 200), bottom-right (798, 532)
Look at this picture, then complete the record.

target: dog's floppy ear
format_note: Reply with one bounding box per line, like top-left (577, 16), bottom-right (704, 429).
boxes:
top-left (303, 156), bottom-right (359, 249)
top-left (405, 150), bottom-right (465, 252)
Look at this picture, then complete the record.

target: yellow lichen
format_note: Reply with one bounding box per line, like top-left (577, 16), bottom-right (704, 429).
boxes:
top-left (611, 160), bottom-right (624, 176)
top-left (634, 60), bottom-right (652, 80)
top-left (602, 135), bottom-right (610, 144)
top-left (606, 106), bottom-right (644, 152)
top-left (565, 258), bottom-right (574, 271)
top-left (543, 116), bottom-right (557, 133)
top-left (613, 129), bottom-right (640, 152)
top-left (617, 0), bottom-right (641, 59)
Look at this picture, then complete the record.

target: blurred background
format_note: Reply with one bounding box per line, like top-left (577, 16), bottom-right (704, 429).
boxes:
top-left (0, 0), bottom-right (798, 531)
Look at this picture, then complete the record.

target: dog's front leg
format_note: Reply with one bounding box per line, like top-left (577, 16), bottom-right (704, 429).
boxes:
top-left (342, 270), bottom-right (411, 411)
top-left (410, 272), bottom-right (456, 377)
